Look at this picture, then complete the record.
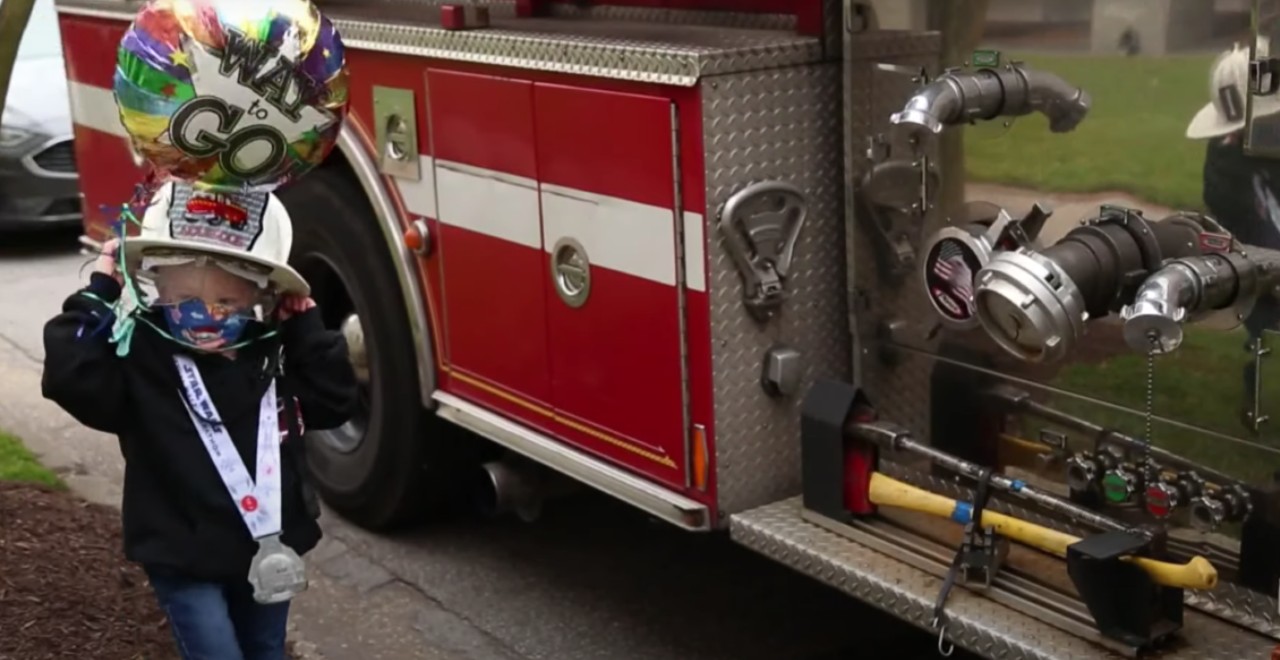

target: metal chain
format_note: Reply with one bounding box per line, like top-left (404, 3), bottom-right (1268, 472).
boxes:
top-left (1144, 332), bottom-right (1158, 450)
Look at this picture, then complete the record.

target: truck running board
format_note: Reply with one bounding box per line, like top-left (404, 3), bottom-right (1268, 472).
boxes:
top-left (729, 498), bottom-right (1275, 660)
top-left (432, 391), bottom-right (711, 531)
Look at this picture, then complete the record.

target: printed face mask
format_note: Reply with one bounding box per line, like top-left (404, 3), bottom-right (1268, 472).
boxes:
top-left (163, 298), bottom-right (253, 348)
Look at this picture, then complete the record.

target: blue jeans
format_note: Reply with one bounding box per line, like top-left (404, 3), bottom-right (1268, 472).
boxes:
top-left (145, 567), bottom-right (291, 660)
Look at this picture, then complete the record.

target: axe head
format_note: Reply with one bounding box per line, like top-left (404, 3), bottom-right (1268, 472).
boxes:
top-left (843, 405), bottom-right (880, 516)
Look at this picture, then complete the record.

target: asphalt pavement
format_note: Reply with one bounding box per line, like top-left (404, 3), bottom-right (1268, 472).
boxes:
top-left (0, 229), bottom-right (966, 660)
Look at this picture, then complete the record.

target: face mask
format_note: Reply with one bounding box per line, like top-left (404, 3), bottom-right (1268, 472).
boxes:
top-left (162, 298), bottom-right (253, 348)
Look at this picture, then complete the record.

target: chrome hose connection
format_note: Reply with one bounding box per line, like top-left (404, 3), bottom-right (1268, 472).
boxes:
top-left (891, 63), bottom-right (1090, 139)
top-left (1120, 253), bottom-right (1255, 354)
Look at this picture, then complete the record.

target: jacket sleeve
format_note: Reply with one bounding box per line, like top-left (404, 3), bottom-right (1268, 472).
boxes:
top-left (41, 273), bottom-right (129, 434)
top-left (281, 307), bottom-right (358, 431)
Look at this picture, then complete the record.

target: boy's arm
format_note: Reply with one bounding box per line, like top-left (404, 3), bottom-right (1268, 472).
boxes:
top-left (281, 306), bottom-right (358, 431)
top-left (41, 272), bottom-right (128, 434)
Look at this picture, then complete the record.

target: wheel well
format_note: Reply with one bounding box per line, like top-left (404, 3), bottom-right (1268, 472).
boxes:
top-left (296, 132), bottom-right (440, 407)
top-left (315, 143), bottom-right (362, 192)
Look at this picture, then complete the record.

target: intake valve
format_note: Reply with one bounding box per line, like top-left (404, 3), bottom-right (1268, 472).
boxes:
top-left (972, 209), bottom-right (1207, 363)
top-left (1120, 251), bottom-right (1266, 354)
top-left (1189, 485), bottom-right (1253, 531)
top-left (891, 61), bottom-right (1090, 139)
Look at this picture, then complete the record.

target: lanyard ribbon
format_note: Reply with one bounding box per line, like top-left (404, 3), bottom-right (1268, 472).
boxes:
top-left (174, 355), bottom-right (282, 540)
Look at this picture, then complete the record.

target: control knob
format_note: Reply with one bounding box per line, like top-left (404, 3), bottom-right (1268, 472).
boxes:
top-left (1065, 452), bottom-right (1100, 492)
top-left (1177, 472), bottom-right (1206, 499)
top-left (1144, 481), bottom-right (1181, 519)
top-left (1223, 484), bottom-right (1254, 521)
top-left (1190, 495), bottom-right (1227, 531)
top-left (1190, 486), bottom-right (1253, 531)
top-left (1101, 465), bottom-right (1143, 504)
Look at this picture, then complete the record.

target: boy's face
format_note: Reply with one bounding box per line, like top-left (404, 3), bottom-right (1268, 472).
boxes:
top-left (155, 262), bottom-right (259, 314)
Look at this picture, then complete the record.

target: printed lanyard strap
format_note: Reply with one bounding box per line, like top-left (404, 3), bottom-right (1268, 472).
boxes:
top-left (174, 355), bottom-right (282, 540)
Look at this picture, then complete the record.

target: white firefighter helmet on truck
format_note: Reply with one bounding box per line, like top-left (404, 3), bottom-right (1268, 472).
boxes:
top-left (1187, 38), bottom-right (1280, 139)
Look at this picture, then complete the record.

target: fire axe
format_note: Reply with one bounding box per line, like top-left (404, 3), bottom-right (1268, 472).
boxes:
top-left (798, 379), bottom-right (1217, 650)
top-left (867, 471), bottom-right (1217, 592)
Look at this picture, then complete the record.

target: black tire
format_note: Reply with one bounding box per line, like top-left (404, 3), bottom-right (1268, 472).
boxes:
top-left (276, 164), bottom-right (461, 530)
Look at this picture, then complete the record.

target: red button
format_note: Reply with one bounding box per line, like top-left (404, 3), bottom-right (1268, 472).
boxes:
top-left (241, 495), bottom-right (259, 513)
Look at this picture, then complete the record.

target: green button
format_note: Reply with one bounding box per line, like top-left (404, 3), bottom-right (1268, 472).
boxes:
top-left (1102, 473), bottom-right (1130, 503)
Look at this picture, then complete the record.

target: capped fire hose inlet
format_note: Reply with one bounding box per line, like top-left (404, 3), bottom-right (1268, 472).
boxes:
top-left (970, 208), bottom-right (1206, 363)
top-left (1120, 250), bottom-right (1270, 354)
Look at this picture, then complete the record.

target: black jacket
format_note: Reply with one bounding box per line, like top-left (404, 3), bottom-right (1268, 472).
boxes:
top-left (41, 273), bottom-right (358, 581)
top-left (1203, 136), bottom-right (1280, 333)
top-left (1203, 135), bottom-right (1280, 247)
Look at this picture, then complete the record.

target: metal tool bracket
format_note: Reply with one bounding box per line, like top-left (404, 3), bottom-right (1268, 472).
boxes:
top-left (1251, 56), bottom-right (1280, 96)
top-left (717, 180), bottom-right (809, 322)
top-left (856, 130), bottom-right (941, 281)
top-left (1247, 331), bottom-right (1274, 433)
top-left (931, 467), bottom-right (1002, 657)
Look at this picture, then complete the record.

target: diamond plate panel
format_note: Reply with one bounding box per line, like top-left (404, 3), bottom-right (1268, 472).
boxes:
top-left (56, 0), bottom-right (821, 86)
top-left (547, 3), bottom-right (795, 30)
top-left (701, 65), bottom-right (850, 517)
top-left (844, 31), bottom-right (944, 441)
top-left (343, 0), bottom-right (796, 29)
top-left (329, 0), bottom-right (519, 19)
top-left (338, 16), bottom-right (821, 87)
top-left (731, 498), bottom-right (1279, 660)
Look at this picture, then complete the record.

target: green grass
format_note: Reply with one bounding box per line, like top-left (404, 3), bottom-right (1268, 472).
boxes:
top-left (1045, 326), bottom-right (1280, 486)
top-left (0, 432), bottom-right (64, 489)
top-left (965, 51), bottom-right (1216, 210)
top-left (963, 52), bottom-right (1280, 488)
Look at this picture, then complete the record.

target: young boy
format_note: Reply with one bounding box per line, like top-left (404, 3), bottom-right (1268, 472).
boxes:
top-left (41, 181), bottom-right (357, 660)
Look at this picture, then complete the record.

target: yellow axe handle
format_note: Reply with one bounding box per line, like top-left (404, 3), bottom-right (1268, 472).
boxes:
top-left (868, 472), bottom-right (1218, 592)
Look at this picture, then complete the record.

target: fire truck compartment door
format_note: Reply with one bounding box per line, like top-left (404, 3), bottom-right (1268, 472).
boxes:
top-left (534, 83), bottom-right (687, 486)
top-left (427, 69), bottom-right (553, 405)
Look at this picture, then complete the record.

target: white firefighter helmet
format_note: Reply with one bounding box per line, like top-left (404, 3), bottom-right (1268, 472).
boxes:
top-left (1187, 39), bottom-right (1280, 139)
top-left (124, 181), bottom-right (310, 296)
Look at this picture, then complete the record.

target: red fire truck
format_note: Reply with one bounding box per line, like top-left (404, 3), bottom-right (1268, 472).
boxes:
top-left (49, 0), bottom-right (1280, 657)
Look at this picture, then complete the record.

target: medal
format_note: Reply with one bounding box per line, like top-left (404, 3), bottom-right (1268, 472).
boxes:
top-left (248, 533), bottom-right (308, 604)
top-left (175, 355), bottom-right (309, 604)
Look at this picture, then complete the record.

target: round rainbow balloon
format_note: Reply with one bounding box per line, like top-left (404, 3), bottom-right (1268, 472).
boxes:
top-left (113, 0), bottom-right (349, 194)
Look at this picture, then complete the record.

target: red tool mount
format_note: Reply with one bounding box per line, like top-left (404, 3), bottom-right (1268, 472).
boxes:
top-left (799, 379), bottom-right (876, 520)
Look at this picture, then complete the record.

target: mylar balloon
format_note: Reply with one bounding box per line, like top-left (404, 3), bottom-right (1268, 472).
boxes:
top-left (113, 0), bottom-right (349, 193)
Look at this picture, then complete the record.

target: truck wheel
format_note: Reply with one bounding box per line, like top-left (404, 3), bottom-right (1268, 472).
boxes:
top-left (276, 165), bottom-right (455, 530)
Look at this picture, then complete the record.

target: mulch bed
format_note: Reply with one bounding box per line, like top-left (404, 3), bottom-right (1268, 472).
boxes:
top-left (0, 482), bottom-right (179, 660)
top-left (0, 482), bottom-right (301, 660)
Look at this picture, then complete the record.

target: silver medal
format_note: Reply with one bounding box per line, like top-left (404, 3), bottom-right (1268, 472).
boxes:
top-left (248, 533), bottom-right (308, 604)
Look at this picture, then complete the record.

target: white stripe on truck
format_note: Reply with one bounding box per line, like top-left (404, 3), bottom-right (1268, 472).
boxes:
top-left (69, 82), bottom-right (707, 292)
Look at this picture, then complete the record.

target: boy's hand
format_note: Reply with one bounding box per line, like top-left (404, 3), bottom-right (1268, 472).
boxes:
top-left (95, 239), bottom-right (122, 285)
top-left (277, 294), bottom-right (317, 321)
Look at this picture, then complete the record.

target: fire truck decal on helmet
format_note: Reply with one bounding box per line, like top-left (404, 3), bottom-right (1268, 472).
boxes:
top-left (168, 185), bottom-right (269, 251)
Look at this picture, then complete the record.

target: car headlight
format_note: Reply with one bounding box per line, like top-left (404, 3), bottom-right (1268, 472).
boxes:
top-left (0, 125), bottom-right (34, 149)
